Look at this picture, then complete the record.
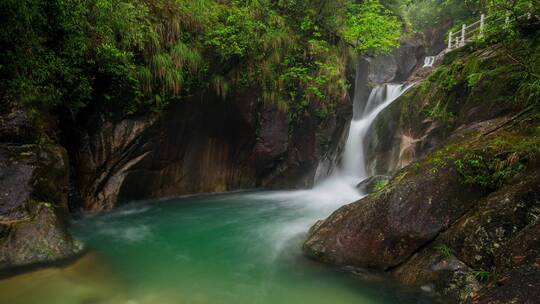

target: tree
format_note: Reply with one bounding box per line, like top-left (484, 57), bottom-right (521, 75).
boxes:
top-left (342, 0), bottom-right (402, 56)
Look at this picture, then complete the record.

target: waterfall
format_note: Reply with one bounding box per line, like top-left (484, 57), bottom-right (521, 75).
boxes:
top-left (246, 64), bottom-right (412, 257)
top-left (423, 56), bottom-right (436, 68)
top-left (253, 61), bottom-right (412, 221)
top-left (338, 84), bottom-right (407, 186)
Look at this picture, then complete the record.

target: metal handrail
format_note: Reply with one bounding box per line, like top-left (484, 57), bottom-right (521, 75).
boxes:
top-left (447, 12), bottom-right (534, 50)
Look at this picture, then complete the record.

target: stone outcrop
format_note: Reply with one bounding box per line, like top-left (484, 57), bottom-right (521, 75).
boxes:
top-left (366, 45), bottom-right (523, 177)
top-left (75, 87), bottom-right (352, 212)
top-left (304, 125), bottom-right (540, 303)
top-left (304, 139), bottom-right (483, 269)
top-left (0, 103), bottom-right (82, 271)
top-left (367, 37), bottom-right (426, 85)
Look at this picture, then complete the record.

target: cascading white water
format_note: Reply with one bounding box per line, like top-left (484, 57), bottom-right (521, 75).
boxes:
top-left (423, 56), bottom-right (436, 68)
top-left (339, 84), bottom-right (406, 185)
top-left (246, 81), bottom-right (411, 261)
top-left (247, 65), bottom-right (412, 259)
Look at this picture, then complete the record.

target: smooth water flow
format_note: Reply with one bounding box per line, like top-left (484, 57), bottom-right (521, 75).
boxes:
top-left (0, 68), bottom-right (416, 304)
top-left (340, 84), bottom-right (406, 182)
top-left (0, 194), bottom-right (428, 304)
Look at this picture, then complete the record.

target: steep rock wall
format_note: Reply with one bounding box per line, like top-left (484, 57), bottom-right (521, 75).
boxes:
top-left (75, 87), bottom-right (352, 212)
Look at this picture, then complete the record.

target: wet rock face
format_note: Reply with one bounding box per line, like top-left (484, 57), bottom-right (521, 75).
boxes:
top-left (392, 247), bottom-right (480, 302)
top-left (388, 172), bottom-right (540, 302)
top-left (0, 105), bottom-right (82, 270)
top-left (474, 221), bottom-right (540, 304)
top-left (368, 38), bottom-right (425, 84)
top-left (366, 45), bottom-right (524, 177)
top-left (76, 116), bottom-right (158, 212)
top-left (76, 87), bottom-right (351, 211)
top-left (76, 90), bottom-right (258, 212)
top-left (0, 202), bottom-right (82, 270)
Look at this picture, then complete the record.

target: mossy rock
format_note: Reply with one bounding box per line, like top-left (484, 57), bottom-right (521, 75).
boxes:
top-left (0, 202), bottom-right (83, 270)
top-left (356, 175), bottom-right (391, 194)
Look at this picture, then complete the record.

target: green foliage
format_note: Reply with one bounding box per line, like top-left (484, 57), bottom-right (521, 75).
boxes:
top-left (342, 0), bottom-right (401, 55)
top-left (485, 0), bottom-right (537, 18)
top-left (429, 66), bottom-right (458, 92)
top-left (423, 99), bottom-right (454, 122)
top-left (1, 0), bottom-right (405, 117)
top-left (518, 78), bottom-right (540, 106)
top-left (455, 153), bottom-right (523, 190)
top-left (206, 5), bottom-right (265, 59)
top-left (435, 244), bottom-right (453, 258)
top-left (462, 58), bottom-right (483, 88)
top-left (466, 72), bottom-right (483, 88)
top-left (398, 0), bottom-right (481, 32)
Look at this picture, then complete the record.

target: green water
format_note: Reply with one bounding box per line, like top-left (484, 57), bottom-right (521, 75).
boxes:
top-left (2, 189), bottom-right (432, 304)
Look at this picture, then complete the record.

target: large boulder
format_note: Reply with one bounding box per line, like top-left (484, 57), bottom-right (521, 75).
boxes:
top-left (0, 104), bottom-right (82, 270)
top-left (368, 37), bottom-right (425, 84)
top-left (303, 147), bottom-right (481, 269)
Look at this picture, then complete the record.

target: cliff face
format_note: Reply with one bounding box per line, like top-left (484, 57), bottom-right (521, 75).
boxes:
top-left (304, 35), bottom-right (540, 303)
top-left (74, 86), bottom-right (352, 212)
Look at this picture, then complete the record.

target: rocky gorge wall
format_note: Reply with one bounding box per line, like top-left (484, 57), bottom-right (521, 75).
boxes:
top-left (75, 36), bottom-right (426, 213)
top-left (0, 81), bottom-right (352, 270)
top-left (74, 85), bottom-right (352, 212)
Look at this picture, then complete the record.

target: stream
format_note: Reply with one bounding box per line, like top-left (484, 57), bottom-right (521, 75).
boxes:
top-left (0, 79), bottom-right (427, 304)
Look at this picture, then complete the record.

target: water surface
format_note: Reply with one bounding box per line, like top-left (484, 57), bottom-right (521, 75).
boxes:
top-left (1, 188), bottom-right (432, 304)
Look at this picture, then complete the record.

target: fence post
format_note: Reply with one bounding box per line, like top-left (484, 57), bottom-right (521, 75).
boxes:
top-left (448, 31), bottom-right (453, 49)
top-left (461, 24), bottom-right (466, 46)
top-left (480, 14), bottom-right (485, 37)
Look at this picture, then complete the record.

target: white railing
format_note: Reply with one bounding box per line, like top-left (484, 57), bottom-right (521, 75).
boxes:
top-left (448, 14), bottom-right (490, 49)
top-left (448, 12), bottom-right (535, 50)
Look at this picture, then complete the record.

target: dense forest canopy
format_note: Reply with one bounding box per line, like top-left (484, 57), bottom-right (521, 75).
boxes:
top-left (1, 0), bottom-right (537, 120)
top-left (0, 0), bottom-right (401, 119)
